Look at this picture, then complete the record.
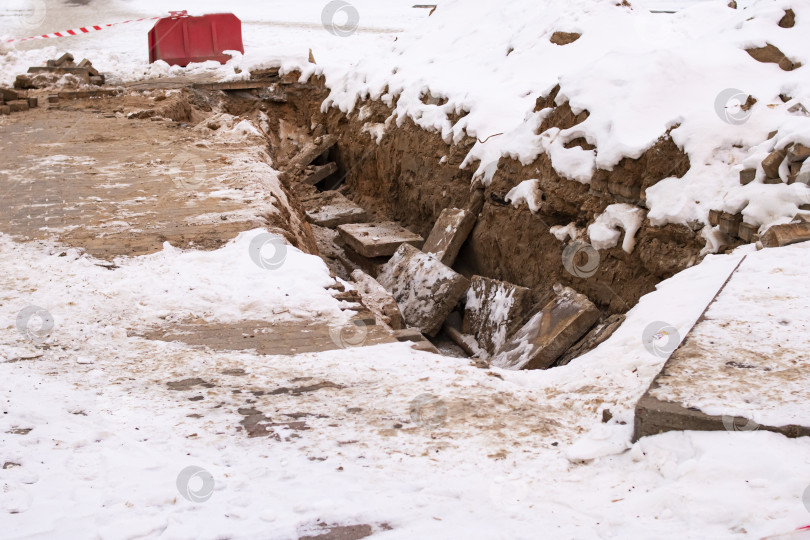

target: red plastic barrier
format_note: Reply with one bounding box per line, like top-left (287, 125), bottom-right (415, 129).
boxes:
top-left (148, 12), bottom-right (243, 66)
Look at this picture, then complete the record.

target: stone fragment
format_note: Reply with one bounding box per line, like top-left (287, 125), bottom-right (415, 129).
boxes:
top-left (739, 168), bottom-right (756, 185)
top-left (760, 222), bottom-right (810, 248)
top-left (302, 162), bottom-right (338, 186)
top-left (761, 148), bottom-right (786, 178)
top-left (557, 313), bottom-right (626, 366)
top-left (350, 269), bottom-right (404, 330)
top-left (550, 31), bottom-right (581, 45)
top-left (737, 222), bottom-right (759, 243)
top-left (462, 276), bottom-right (533, 354)
top-left (787, 143), bottom-right (810, 163)
top-left (708, 209), bottom-right (721, 227)
top-left (304, 192), bottom-right (368, 228)
top-left (377, 244), bottom-right (470, 337)
top-left (745, 44), bottom-right (800, 71)
top-left (337, 222), bottom-right (424, 258)
top-left (422, 208), bottom-right (477, 266)
top-left (492, 286), bottom-right (600, 370)
top-left (778, 8), bottom-right (795, 28)
top-left (7, 100), bottom-right (29, 113)
top-left (285, 134), bottom-right (338, 177)
top-left (718, 212), bottom-right (742, 237)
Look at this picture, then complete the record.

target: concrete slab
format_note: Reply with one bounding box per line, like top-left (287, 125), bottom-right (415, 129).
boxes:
top-left (422, 208), bottom-right (477, 266)
top-left (462, 276), bottom-right (533, 354)
top-left (377, 244), bottom-right (469, 337)
top-left (760, 221), bottom-right (810, 247)
top-left (302, 162), bottom-right (338, 186)
top-left (491, 286), bottom-right (599, 370)
top-left (633, 244), bottom-right (810, 441)
top-left (305, 192), bottom-right (368, 228)
top-left (351, 269), bottom-right (404, 330)
top-left (337, 222), bottom-right (424, 258)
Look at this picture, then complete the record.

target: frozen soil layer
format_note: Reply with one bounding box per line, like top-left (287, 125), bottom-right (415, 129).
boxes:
top-left (263, 78), bottom-right (704, 312)
top-left (649, 242), bottom-right (810, 428)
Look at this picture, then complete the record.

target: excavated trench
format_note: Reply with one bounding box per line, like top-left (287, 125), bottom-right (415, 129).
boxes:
top-left (185, 70), bottom-right (711, 365)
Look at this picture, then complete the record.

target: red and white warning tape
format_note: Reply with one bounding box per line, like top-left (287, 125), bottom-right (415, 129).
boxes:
top-left (5, 10), bottom-right (188, 43)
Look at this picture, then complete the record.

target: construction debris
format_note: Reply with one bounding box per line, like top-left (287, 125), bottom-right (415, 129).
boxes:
top-left (304, 191), bottom-right (368, 228)
top-left (492, 286), bottom-right (600, 370)
top-left (302, 162), bottom-right (338, 186)
top-left (0, 88), bottom-right (35, 115)
top-left (15, 54), bottom-right (105, 89)
top-left (282, 134), bottom-right (338, 182)
top-left (377, 244), bottom-right (469, 337)
top-left (350, 269), bottom-right (404, 330)
top-left (337, 222), bottom-right (424, 258)
top-left (422, 208), bottom-right (477, 266)
top-left (462, 276), bottom-right (533, 354)
top-left (760, 221), bottom-right (810, 248)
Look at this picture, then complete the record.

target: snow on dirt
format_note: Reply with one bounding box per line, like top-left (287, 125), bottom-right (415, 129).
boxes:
top-left (588, 203), bottom-right (647, 253)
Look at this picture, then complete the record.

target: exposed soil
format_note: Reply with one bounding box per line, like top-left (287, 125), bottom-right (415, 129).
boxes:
top-left (253, 73), bottom-right (706, 315)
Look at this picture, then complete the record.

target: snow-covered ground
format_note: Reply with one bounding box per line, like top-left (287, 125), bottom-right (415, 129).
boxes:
top-left (2, 0), bottom-right (810, 538)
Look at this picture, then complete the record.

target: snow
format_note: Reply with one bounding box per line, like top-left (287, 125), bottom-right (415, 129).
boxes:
top-left (504, 178), bottom-right (542, 213)
top-left (650, 242), bottom-right (810, 427)
top-left (588, 203), bottom-right (646, 252)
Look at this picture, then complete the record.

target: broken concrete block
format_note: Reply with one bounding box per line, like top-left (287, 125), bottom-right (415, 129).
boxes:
top-left (787, 143), bottom-right (810, 163)
top-left (51, 52), bottom-right (74, 67)
top-left (7, 100), bottom-right (29, 113)
top-left (557, 313), bottom-right (625, 366)
top-left (286, 134), bottom-right (338, 176)
top-left (377, 244), bottom-right (470, 337)
top-left (302, 162), bottom-right (338, 186)
top-left (77, 59), bottom-right (100, 76)
top-left (491, 286), bottom-right (600, 370)
top-left (0, 88), bottom-right (20, 101)
top-left (304, 191), bottom-right (368, 228)
top-left (422, 208), bottom-right (477, 266)
top-left (337, 222), bottom-right (424, 258)
top-left (760, 222), bottom-right (810, 248)
top-left (737, 222), bottom-right (759, 243)
top-left (351, 269), bottom-right (404, 330)
top-left (462, 276), bottom-right (533, 354)
top-left (708, 209), bottom-right (721, 226)
top-left (761, 149), bottom-right (786, 178)
top-left (739, 168), bottom-right (756, 185)
top-left (718, 212), bottom-right (743, 237)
